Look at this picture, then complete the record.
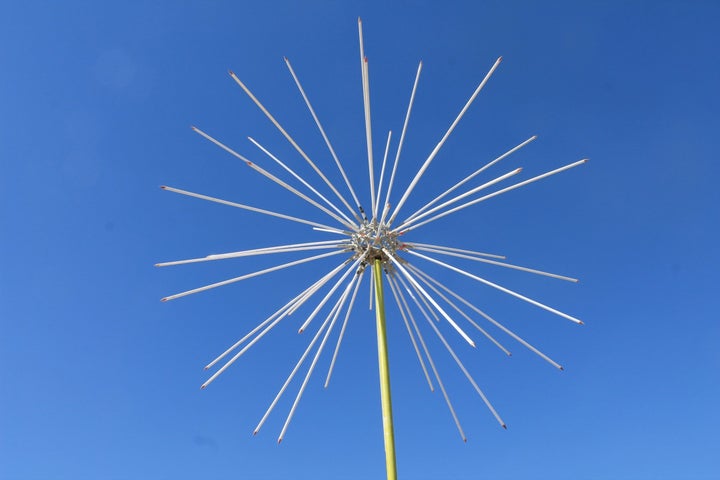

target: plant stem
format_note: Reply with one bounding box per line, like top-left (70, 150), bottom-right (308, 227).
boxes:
top-left (373, 259), bottom-right (397, 480)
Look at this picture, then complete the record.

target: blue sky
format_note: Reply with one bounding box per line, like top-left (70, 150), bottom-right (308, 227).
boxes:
top-left (1, 1), bottom-right (719, 479)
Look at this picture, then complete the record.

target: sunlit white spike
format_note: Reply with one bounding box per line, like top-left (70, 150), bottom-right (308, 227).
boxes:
top-left (298, 256), bottom-right (364, 333)
top-left (410, 245), bottom-right (578, 283)
top-left (396, 274), bottom-right (506, 428)
top-left (401, 159), bottom-right (588, 233)
top-left (408, 263), bottom-right (564, 370)
top-left (403, 242), bottom-right (505, 260)
top-left (374, 130), bottom-right (392, 219)
top-left (405, 264), bottom-right (511, 356)
top-left (161, 250), bottom-right (345, 302)
top-left (283, 57), bottom-right (364, 218)
top-left (407, 249), bottom-right (584, 324)
top-left (287, 260), bottom-right (352, 316)
top-left (325, 270), bottom-right (365, 387)
top-left (247, 136), bottom-right (357, 226)
top-left (389, 56), bottom-right (503, 225)
top-left (156, 241), bottom-right (349, 267)
top-left (192, 127), bottom-right (356, 230)
top-left (384, 250), bottom-right (476, 347)
top-left (404, 135), bottom-right (537, 223)
top-left (390, 274), bottom-right (466, 441)
top-left (203, 262), bottom-right (347, 371)
top-left (277, 273), bottom-right (357, 442)
top-left (253, 278), bottom-right (352, 436)
top-left (228, 70), bottom-right (357, 218)
top-left (161, 185), bottom-right (345, 232)
top-left (381, 61), bottom-right (422, 228)
top-left (400, 167), bottom-right (523, 228)
top-left (386, 275), bottom-right (434, 391)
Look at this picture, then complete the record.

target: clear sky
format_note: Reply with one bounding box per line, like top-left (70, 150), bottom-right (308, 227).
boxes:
top-left (1, 1), bottom-right (719, 479)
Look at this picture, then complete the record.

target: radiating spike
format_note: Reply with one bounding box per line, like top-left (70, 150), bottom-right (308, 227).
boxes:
top-left (403, 241), bottom-right (505, 260)
top-left (283, 57), bottom-right (364, 219)
top-left (381, 61), bottom-right (422, 228)
top-left (192, 126), bottom-right (356, 230)
top-left (277, 273), bottom-right (358, 442)
top-left (396, 274), bottom-right (506, 428)
top-left (247, 136), bottom-right (357, 226)
top-left (405, 263), bottom-right (511, 356)
top-left (374, 130), bottom-right (392, 219)
top-left (384, 250), bottom-right (476, 347)
top-left (228, 70), bottom-right (358, 218)
top-left (401, 159), bottom-right (588, 233)
top-left (400, 167), bottom-right (523, 228)
top-left (162, 250), bottom-right (345, 302)
top-left (404, 135), bottom-right (536, 223)
top-left (410, 245), bottom-right (578, 283)
top-left (407, 250), bottom-right (584, 324)
top-left (386, 275), bottom-right (434, 391)
top-left (156, 241), bottom-right (349, 267)
top-left (389, 56), bottom-right (503, 225)
top-left (390, 274), bottom-right (467, 441)
top-left (161, 185), bottom-right (346, 232)
top-left (325, 270), bottom-right (365, 387)
top-left (409, 264), bottom-right (564, 370)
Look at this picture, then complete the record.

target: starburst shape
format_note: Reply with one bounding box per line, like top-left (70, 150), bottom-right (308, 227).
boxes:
top-left (158, 18), bottom-right (586, 447)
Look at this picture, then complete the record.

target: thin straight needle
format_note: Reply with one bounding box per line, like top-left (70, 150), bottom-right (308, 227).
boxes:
top-left (408, 263), bottom-right (564, 370)
top-left (358, 19), bottom-right (376, 218)
top-left (410, 245), bottom-right (579, 283)
top-left (160, 186), bottom-right (349, 233)
top-left (384, 250), bottom-right (476, 347)
top-left (192, 127), bottom-right (356, 230)
top-left (255, 274), bottom-right (359, 436)
top-left (407, 249), bottom-right (584, 324)
top-left (298, 257), bottom-right (364, 333)
top-left (161, 250), bottom-right (345, 302)
top-left (374, 130), bottom-right (392, 220)
top-left (402, 159), bottom-right (588, 233)
top-left (203, 263), bottom-right (346, 371)
top-left (277, 274), bottom-right (357, 443)
top-left (404, 263), bottom-right (511, 356)
top-left (396, 275), bottom-right (506, 428)
top-left (247, 136), bottom-right (356, 226)
top-left (386, 275), bottom-right (434, 391)
top-left (390, 275), bottom-right (467, 442)
top-left (156, 241), bottom-right (349, 267)
top-left (400, 167), bottom-right (523, 229)
top-left (202, 262), bottom-right (350, 385)
top-left (325, 270), bottom-right (364, 387)
top-left (380, 61), bottom-right (422, 228)
top-left (287, 259), bottom-right (353, 316)
top-left (389, 56), bottom-right (503, 225)
top-left (404, 242), bottom-right (505, 260)
top-left (228, 70), bottom-right (357, 218)
top-left (284, 57), bottom-right (363, 219)
top-left (405, 135), bottom-right (537, 223)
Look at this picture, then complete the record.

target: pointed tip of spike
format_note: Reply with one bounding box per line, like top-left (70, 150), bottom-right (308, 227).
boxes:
top-left (160, 297), bottom-right (168, 302)
top-left (200, 384), bottom-right (207, 390)
top-left (498, 56), bottom-right (503, 62)
top-left (559, 366), bottom-right (565, 371)
top-left (502, 424), bottom-right (507, 430)
top-left (277, 438), bottom-right (283, 444)
top-left (298, 328), bottom-right (304, 334)
top-left (203, 365), bottom-right (211, 371)
top-left (469, 340), bottom-right (477, 348)
top-left (228, 69), bottom-right (235, 76)
top-left (160, 185), bottom-right (167, 190)
top-left (578, 320), bottom-right (585, 325)
top-left (252, 430), bottom-right (258, 436)
top-left (463, 437), bottom-right (467, 443)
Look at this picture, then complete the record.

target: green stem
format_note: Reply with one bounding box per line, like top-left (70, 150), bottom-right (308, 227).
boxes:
top-left (373, 259), bottom-right (397, 480)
